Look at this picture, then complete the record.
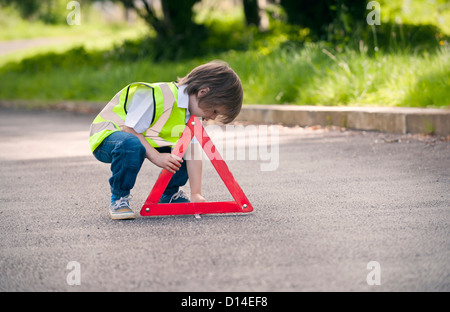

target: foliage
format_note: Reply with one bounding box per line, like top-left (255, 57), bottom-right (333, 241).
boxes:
top-left (279, 0), bottom-right (367, 41)
top-left (115, 0), bottom-right (208, 61)
top-left (0, 46), bottom-right (105, 74)
top-left (0, 0), bottom-right (448, 108)
top-left (0, 0), bottom-right (71, 24)
top-left (1, 41), bottom-right (448, 108)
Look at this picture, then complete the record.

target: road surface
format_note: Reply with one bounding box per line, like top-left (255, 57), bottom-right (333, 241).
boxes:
top-left (0, 107), bottom-right (449, 292)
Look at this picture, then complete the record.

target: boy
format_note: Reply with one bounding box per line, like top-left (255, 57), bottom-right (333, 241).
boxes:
top-left (89, 61), bottom-right (243, 220)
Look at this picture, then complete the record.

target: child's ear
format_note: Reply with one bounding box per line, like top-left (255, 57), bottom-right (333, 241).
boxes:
top-left (197, 88), bottom-right (210, 98)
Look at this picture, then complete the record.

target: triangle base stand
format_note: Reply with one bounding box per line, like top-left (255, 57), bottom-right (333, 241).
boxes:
top-left (140, 115), bottom-right (253, 217)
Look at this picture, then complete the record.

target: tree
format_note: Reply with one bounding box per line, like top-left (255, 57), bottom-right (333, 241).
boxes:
top-left (243, 0), bottom-right (260, 27)
top-left (279, 0), bottom-right (367, 40)
top-left (0, 0), bottom-right (40, 19)
top-left (0, 0), bottom-right (66, 23)
top-left (119, 0), bottom-right (201, 39)
top-left (117, 0), bottom-right (209, 60)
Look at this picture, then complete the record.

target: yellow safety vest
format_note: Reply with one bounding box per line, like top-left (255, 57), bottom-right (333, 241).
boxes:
top-left (89, 82), bottom-right (186, 152)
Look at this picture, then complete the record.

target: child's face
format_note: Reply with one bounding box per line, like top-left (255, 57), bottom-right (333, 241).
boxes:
top-left (188, 88), bottom-right (220, 121)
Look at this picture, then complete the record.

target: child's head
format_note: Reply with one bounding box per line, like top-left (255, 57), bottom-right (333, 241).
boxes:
top-left (178, 61), bottom-right (243, 124)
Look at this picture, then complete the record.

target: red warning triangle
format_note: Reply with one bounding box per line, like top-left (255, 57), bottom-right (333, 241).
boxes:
top-left (140, 115), bottom-right (254, 217)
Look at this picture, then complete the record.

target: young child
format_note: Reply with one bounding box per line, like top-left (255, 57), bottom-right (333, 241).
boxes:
top-left (89, 61), bottom-right (243, 219)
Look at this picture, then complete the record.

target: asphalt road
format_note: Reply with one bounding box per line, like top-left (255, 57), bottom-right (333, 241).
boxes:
top-left (0, 107), bottom-right (449, 292)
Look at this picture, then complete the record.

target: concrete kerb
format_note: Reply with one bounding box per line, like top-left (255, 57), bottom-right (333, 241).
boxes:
top-left (236, 105), bottom-right (450, 136)
top-left (1, 100), bottom-right (449, 136)
top-left (0, 99), bottom-right (105, 115)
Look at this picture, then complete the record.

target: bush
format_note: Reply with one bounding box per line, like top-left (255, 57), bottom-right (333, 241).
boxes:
top-left (0, 46), bottom-right (105, 74)
top-left (362, 22), bottom-right (444, 54)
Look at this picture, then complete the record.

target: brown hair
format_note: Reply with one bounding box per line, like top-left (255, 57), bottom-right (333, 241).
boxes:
top-left (178, 60), bottom-right (243, 124)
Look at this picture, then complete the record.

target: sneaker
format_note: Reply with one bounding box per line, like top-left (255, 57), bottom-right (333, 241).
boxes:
top-left (109, 195), bottom-right (136, 220)
top-left (159, 190), bottom-right (190, 204)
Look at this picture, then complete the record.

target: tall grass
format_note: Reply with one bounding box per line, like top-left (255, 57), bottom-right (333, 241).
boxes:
top-left (0, 0), bottom-right (448, 108)
top-left (229, 42), bottom-right (449, 108)
top-left (1, 43), bottom-right (448, 108)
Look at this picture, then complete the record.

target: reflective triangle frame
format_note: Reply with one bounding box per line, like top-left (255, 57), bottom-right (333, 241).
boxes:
top-left (140, 115), bottom-right (253, 217)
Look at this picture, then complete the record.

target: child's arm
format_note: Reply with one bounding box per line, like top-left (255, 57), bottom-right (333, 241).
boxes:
top-left (186, 143), bottom-right (206, 202)
top-left (122, 125), bottom-right (182, 174)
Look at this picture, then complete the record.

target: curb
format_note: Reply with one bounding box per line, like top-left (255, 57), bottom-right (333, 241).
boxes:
top-left (1, 100), bottom-right (449, 136)
top-left (0, 99), bottom-right (104, 115)
top-left (237, 105), bottom-right (450, 136)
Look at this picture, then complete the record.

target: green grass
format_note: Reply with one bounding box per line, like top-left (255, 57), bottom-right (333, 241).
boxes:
top-left (1, 43), bottom-right (448, 108)
top-left (0, 1), bottom-right (148, 68)
top-left (0, 23), bottom-right (148, 68)
top-left (0, 1), bottom-right (448, 108)
top-left (377, 0), bottom-right (450, 36)
top-left (234, 45), bottom-right (450, 108)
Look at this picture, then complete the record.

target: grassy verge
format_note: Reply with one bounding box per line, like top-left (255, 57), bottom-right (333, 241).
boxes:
top-left (0, 1), bottom-right (448, 108)
top-left (238, 44), bottom-right (450, 108)
top-left (0, 43), bottom-right (448, 108)
top-left (0, 24), bottom-right (148, 68)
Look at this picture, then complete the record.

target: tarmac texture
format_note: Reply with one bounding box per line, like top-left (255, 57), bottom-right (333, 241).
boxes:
top-left (0, 107), bottom-right (449, 291)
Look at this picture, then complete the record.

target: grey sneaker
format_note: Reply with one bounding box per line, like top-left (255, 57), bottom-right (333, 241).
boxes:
top-left (109, 195), bottom-right (136, 220)
top-left (158, 190), bottom-right (190, 204)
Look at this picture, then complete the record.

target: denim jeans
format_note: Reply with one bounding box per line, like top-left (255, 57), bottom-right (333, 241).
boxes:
top-left (93, 131), bottom-right (188, 199)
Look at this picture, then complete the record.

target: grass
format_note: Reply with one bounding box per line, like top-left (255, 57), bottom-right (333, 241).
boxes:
top-left (0, 23), bottom-right (148, 68)
top-left (0, 1), bottom-right (449, 108)
top-left (0, 1), bottom-right (148, 68)
top-left (1, 43), bottom-right (448, 108)
top-left (233, 44), bottom-right (450, 108)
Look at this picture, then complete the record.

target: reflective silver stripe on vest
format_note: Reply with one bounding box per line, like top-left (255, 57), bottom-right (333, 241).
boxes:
top-left (90, 84), bottom-right (177, 147)
top-left (89, 121), bottom-right (118, 137)
top-left (144, 83), bottom-right (176, 139)
top-left (150, 137), bottom-right (175, 147)
top-left (98, 91), bottom-right (125, 126)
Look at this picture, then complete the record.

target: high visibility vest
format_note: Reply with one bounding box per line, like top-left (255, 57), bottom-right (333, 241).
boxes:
top-left (89, 82), bottom-right (186, 152)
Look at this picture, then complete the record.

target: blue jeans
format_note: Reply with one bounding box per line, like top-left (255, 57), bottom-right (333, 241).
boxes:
top-left (93, 131), bottom-right (188, 199)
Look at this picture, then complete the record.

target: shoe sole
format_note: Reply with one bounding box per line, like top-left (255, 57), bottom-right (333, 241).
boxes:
top-left (109, 211), bottom-right (136, 220)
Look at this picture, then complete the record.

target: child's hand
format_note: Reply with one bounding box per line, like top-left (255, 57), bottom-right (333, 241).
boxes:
top-left (151, 152), bottom-right (182, 174)
top-left (191, 193), bottom-right (206, 203)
